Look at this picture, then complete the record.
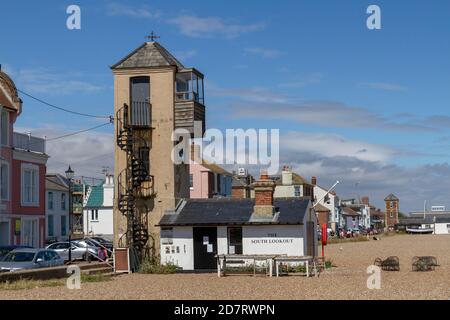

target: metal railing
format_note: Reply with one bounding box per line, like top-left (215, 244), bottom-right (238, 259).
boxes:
top-left (130, 101), bottom-right (151, 127)
top-left (13, 132), bottom-right (46, 153)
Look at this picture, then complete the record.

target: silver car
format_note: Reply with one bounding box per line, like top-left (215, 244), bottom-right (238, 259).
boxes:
top-left (0, 249), bottom-right (64, 272)
top-left (46, 242), bottom-right (98, 261)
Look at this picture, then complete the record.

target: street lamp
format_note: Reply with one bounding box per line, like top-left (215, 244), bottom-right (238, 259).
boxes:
top-left (65, 166), bottom-right (75, 263)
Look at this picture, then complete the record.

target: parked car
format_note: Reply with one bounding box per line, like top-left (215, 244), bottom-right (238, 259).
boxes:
top-left (45, 242), bottom-right (96, 262)
top-left (74, 238), bottom-right (112, 254)
top-left (0, 249), bottom-right (64, 272)
top-left (72, 239), bottom-right (109, 259)
top-left (0, 246), bottom-right (32, 261)
top-left (89, 237), bottom-right (113, 251)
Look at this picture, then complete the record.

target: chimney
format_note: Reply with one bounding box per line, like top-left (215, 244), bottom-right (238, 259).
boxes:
top-left (281, 165), bottom-right (292, 185)
top-left (252, 171), bottom-right (275, 218)
top-left (361, 196), bottom-right (369, 205)
top-left (311, 176), bottom-right (317, 185)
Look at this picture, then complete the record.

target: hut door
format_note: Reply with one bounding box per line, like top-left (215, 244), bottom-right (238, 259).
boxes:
top-left (193, 227), bottom-right (218, 270)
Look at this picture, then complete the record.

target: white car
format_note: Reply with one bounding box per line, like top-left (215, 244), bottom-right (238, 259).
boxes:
top-left (46, 242), bottom-right (95, 262)
top-left (0, 249), bottom-right (64, 272)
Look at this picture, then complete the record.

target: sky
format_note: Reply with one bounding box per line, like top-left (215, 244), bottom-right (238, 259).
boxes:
top-left (1, 0), bottom-right (449, 213)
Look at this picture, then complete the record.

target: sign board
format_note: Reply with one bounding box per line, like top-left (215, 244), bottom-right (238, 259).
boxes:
top-left (114, 248), bottom-right (130, 274)
top-left (431, 206), bottom-right (446, 212)
top-left (237, 168), bottom-right (247, 177)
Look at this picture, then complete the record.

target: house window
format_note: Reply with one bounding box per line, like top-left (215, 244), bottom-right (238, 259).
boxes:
top-left (390, 202), bottom-right (394, 209)
top-left (61, 193), bottom-right (66, 210)
top-left (189, 174), bottom-right (193, 188)
top-left (47, 215), bottom-right (54, 237)
top-left (91, 210), bottom-right (98, 221)
top-left (0, 162), bottom-right (9, 200)
top-left (22, 165), bottom-right (39, 206)
top-left (1, 110), bottom-right (8, 146)
top-left (228, 227), bottom-right (243, 254)
top-left (161, 227), bottom-right (173, 245)
top-left (48, 192), bottom-right (54, 210)
top-left (390, 211), bottom-right (394, 218)
top-left (61, 216), bottom-right (67, 236)
top-left (294, 186), bottom-right (301, 197)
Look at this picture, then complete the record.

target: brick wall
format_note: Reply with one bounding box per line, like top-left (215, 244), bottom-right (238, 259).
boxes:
top-left (385, 200), bottom-right (399, 228)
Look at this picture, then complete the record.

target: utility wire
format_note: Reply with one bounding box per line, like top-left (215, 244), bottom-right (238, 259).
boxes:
top-left (45, 122), bottom-right (111, 142)
top-left (18, 122), bottom-right (112, 149)
top-left (17, 89), bottom-right (113, 120)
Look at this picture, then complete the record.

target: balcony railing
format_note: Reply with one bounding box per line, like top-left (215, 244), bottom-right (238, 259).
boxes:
top-left (130, 101), bottom-right (151, 128)
top-left (13, 132), bottom-right (46, 154)
top-left (175, 91), bottom-right (204, 105)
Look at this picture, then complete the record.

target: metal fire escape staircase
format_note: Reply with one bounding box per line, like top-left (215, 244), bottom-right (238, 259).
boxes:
top-left (116, 102), bottom-right (154, 260)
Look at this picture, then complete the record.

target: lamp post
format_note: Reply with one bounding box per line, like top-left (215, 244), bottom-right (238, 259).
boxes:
top-left (65, 165), bottom-right (75, 263)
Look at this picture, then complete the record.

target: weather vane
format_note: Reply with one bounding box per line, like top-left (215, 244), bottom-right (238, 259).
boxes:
top-left (146, 31), bottom-right (160, 42)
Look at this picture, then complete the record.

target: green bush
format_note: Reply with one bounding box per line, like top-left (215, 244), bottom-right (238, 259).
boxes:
top-left (138, 258), bottom-right (180, 274)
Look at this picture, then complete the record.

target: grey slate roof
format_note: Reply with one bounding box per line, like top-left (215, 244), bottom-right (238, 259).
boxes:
top-left (385, 193), bottom-right (399, 201)
top-left (158, 198), bottom-right (311, 226)
top-left (435, 217), bottom-right (450, 223)
top-left (46, 174), bottom-right (69, 191)
top-left (111, 42), bottom-right (185, 70)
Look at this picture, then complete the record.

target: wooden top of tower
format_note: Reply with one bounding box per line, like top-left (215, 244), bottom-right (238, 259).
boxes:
top-left (111, 40), bottom-right (185, 70)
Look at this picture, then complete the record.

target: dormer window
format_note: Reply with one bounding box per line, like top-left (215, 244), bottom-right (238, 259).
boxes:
top-left (176, 70), bottom-right (204, 105)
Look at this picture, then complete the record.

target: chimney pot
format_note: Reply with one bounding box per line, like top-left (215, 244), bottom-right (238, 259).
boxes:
top-left (311, 176), bottom-right (317, 185)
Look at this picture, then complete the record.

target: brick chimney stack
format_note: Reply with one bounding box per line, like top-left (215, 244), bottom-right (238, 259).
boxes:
top-left (311, 176), bottom-right (317, 185)
top-left (361, 196), bottom-right (370, 205)
top-left (252, 171), bottom-right (275, 218)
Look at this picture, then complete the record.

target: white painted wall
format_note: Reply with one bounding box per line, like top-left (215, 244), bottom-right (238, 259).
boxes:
top-left (103, 175), bottom-right (114, 207)
top-left (160, 226), bottom-right (194, 270)
top-left (217, 226), bottom-right (228, 255)
top-left (83, 208), bottom-right (113, 238)
top-left (434, 223), bottom-right (450, 234)
top-left (314, 185), bottom-right (338, 224)
top-left (243, 225), bottom-right (304, 257)
top-left (160, 223), bottom-right (314, 270)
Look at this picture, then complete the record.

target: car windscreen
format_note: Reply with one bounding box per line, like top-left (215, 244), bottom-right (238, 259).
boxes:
top-left (2, 252), bottom-right (35, 262)
top-left (0, 248), bottom-right (12, 257)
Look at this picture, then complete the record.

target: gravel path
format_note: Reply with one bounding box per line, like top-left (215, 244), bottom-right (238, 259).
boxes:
top-left (1, 234), bottom-right (450, 300)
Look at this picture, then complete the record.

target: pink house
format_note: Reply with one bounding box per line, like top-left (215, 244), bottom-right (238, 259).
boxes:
top-left (0, 69), bottom-right (48, 248)
top-left (189, 161), bottom-right (232, 199)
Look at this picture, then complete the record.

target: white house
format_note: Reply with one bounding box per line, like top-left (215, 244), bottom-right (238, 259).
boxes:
top-left (45, 174), bottom-right (70, 242)
top-left (312, 177), bottom-right (340, 231)
top-left (83, 174), bottom-right (114, 240)
top-left (158, 174), bottom-right (318, 270)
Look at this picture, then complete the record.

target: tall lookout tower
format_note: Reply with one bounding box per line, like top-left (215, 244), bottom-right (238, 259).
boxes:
top-left (111, 40), bottom-right (206, 262)
top-left (384, 193), bottom-right (399, 230)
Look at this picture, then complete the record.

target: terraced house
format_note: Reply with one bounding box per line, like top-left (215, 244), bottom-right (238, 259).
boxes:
top-left (0, 68), bottom-right (48, 248)
top-left (83, 174), bottom-right (114, 240)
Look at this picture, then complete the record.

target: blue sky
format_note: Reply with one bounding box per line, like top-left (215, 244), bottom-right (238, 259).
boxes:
top-left (1, 0), bottom-right (449, 212)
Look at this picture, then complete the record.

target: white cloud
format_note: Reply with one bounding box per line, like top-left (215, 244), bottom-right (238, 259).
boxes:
top-left (358, 82), bottom-right (408, 92)
top-left (16, 125), bottom-right (114, 178)
top-left (279, 73), bottom-right (322, 88)
top-left (208, 85), bottom-right (290, 104)
top-left (167, 15), bottom-right (264, 39)
top-left (174, 50), bottom-right (197, 61)
top-left (106, 3), bottom-right (162, 19)
top-left (282, 131), bottom-right (395, 163)
top-left (6, 67), bottom-right (104, 95)
top-left (244, 47), bottom-right (282, 59)
top-left (231, 100), bottom-right (437, 133)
